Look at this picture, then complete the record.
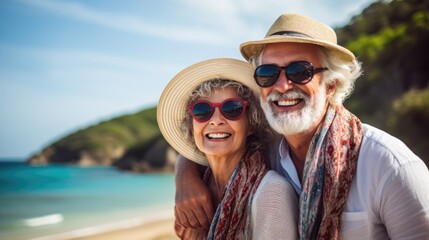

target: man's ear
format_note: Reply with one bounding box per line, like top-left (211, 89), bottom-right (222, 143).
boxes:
top-left (326, 82), bottom-right (336, 98)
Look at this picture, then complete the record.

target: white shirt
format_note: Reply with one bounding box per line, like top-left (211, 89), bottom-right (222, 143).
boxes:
top-left (273, 124), bottom-right (429, 239)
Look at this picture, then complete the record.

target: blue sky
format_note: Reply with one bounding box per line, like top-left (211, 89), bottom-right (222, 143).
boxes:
top-left (0, 0), bottom-right (376, 159)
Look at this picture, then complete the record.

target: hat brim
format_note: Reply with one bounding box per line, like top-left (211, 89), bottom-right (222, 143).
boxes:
top-left (157, 58), bottom-right (259, 166)
top-left (240, 35), bottom-right (355, 63)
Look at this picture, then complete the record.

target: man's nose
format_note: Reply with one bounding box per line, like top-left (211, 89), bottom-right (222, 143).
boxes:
top-left (273, 69), bottom-right (294, 92)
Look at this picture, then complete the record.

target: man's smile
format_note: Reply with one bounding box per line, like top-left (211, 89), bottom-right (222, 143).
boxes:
top-left (274, 99), bottom-right (302, 107)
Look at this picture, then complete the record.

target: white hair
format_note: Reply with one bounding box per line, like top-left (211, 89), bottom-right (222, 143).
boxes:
top-left (319, 48), bottom-right (362, 106)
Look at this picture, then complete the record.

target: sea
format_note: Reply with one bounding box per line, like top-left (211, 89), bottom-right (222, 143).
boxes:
top-left (0, 160), bottom-right (175, 240)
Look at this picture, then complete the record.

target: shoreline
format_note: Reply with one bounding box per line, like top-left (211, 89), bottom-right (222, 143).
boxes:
top-left (31, 210), bottom-right (178, 240)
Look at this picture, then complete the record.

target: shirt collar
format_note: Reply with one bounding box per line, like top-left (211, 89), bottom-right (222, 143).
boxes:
top-left (279, 138), bottom-right (302, 191)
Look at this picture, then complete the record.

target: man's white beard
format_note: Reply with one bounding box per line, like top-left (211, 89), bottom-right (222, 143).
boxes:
top-left (260, 84), bottom-right (327, 136)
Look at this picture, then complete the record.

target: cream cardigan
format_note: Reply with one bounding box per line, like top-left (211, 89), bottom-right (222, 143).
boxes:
top-left (249, 170), bottom-right (298, 239)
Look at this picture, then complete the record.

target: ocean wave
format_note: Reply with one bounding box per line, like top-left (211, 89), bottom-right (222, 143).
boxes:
top-left (23, 214), bottom-right (64, 227)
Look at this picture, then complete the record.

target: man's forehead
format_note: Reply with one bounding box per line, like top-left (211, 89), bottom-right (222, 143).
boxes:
top-left (264, 42), bottom-right (319, 53)
top-left (262, 43), bottom-right (321, 63)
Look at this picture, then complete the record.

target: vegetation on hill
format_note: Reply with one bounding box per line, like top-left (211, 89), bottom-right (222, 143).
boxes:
top-left (337, 0), bottom-right (429, 164)
top-left (28, 107), bottom-right (176, 172)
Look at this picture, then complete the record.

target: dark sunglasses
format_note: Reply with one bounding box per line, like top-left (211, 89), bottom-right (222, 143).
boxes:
top-left (188, 98), bottom-right (248, 123)
top-left (254, 61), bottom-right (329, 87)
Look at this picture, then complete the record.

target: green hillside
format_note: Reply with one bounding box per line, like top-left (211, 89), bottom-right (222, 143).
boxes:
top-left (338, 0), bottom-right (429, 164)
top-left (28, 107), bottom-right (177, 172)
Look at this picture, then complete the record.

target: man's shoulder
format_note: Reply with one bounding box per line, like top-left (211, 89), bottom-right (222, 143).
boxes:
top-left (360, 124), bottom-right (422, 166)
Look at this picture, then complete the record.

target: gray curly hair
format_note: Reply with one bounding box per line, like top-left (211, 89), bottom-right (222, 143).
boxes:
top-left (181, 79), bottom-right (274, 156)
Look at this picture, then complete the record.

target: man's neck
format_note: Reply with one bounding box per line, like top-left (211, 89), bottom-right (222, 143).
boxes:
top-left (285, 127), bottom-right (318, 182)
top-left (283, 103), bottom-right (330, 181)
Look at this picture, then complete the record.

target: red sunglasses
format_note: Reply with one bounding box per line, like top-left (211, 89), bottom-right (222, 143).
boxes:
top-left (188, 98), bottom-right (248, 122)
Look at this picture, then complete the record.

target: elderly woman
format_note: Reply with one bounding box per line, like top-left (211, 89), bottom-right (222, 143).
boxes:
top-left (157, 58), bottom-right (297, 239)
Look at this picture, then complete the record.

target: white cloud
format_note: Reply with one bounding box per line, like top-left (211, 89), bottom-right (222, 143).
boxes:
top-left (175, 0), bottom-right (376, 44)
top-left (18, 0), bottom-right (229, 45)
top-left (17, 0), bottom-right (375, 48)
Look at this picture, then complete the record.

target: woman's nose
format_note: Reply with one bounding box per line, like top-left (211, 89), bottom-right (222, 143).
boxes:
top-left (209, 107), bottom-right (225, 125)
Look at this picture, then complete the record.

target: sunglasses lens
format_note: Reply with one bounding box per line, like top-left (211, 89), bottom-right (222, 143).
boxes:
top-left (222, 100), bottom-right (244, 119)
top-left (254, 65), bottom-right (279, 87)
top-left (190, 99), bottom-right (246, 122)
top-left (191, 102), bottom-right (213, 122)
top-left (286, 62), bottom-right (313, 83)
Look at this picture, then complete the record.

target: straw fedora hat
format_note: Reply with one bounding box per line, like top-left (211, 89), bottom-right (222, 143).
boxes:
top-left (157, 58), bottom-right (259, 166)
top-left (240, 13), bottom-right (355, 62)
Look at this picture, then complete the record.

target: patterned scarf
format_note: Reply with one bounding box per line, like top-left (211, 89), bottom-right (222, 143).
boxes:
top-left (205, 150), bottom-right (268, 240)
top-left (299, 105), bottom-right (363, 240)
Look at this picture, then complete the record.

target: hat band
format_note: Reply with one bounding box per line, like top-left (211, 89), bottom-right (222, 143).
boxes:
top-left (270, 31), bottom-right (312, 38)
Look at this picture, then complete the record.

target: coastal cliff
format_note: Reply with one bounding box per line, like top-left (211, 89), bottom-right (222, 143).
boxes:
top-left (27, 107), bottom-right (177, 173)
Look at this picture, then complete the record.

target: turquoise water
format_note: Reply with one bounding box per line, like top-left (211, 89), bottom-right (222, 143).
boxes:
top-left (0, 161), bottom-right (175, 239)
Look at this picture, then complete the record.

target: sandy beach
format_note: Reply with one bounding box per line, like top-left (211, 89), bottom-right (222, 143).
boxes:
top-left (30, 210), bottom-right (178, 240)
top-left (73, 218), bottom-right (178, 240)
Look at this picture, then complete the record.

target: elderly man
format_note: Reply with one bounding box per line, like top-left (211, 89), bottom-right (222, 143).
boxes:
top-left (174, 14), bottom-right (429, 239)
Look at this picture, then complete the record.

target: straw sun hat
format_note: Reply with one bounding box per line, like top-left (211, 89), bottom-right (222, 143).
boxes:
top-left (240, 13), bottom-right (355, 62)
top-left (157, 58), bottom-right (259, 166)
